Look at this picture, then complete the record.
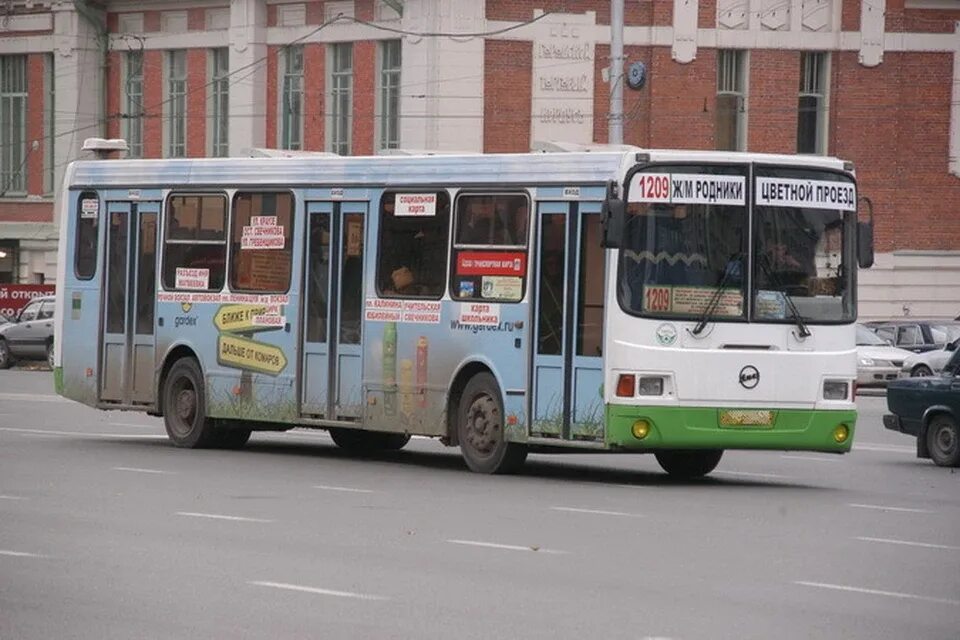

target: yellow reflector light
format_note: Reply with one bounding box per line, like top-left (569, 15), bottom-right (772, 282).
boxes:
top-left (632, 419), bottom-right (650, 439)
top-left (833, 424), bottom-right (850, 443)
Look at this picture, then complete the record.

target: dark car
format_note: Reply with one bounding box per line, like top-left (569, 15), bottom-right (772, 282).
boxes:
top-left (863, 319), bottom-right (960, 354)
top-left (884, 347), bottom-right (960, 467)
top-left (0, 294), bottom-right (56, 369)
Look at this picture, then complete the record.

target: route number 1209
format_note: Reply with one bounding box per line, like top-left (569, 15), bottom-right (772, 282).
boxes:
top-left (645, 287), bottom-right (671, 312)
top-left (636, 174), bottom-right (671, 201)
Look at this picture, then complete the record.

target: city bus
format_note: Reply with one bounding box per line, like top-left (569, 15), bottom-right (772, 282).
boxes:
top-left (53, 142), bottom-right (873, 477)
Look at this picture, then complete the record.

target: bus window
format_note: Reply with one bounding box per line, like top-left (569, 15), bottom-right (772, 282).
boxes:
top-left (75, 191), bottom-right (99, 280)
top-left (376, 191), bottom-right (450, 298)
top-left (452, 193), bottom-right (529, 302)
top-left (230, 192), bottom-right (294, 293)
top-left (162, 194), bottom-right (227, 291)
top-left (537, 214), bottom-right (565, 355)
top-left (577, 215), bottom-right (604, 357)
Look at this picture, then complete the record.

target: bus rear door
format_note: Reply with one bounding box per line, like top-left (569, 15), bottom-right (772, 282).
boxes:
top-left (300, 199), bottom-right (367, 420)
top-left (531, 198), bottom-right (605, 440)
top-left (100, 199), bottom-right (159, 405)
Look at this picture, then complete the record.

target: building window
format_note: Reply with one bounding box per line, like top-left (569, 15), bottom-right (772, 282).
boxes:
top-left (0, 55), bottom-right (27, 194)
top-left (123, 51), bottom-right (144, 158)
top-left (166, 50), bottom-right (187, 158)
top-left (280, 46), bottom-right (304, 150)
top-left (210, 48), bottom-right (230, 157)
top-left (798, 52), bottom-right (828, 155)
top-left (328, 43), bottom-right (353, 156)
top-left (716, 50), bottom-right (746, 152)
top-left (0, 240), bottom-right (16, 283)
top-left (377, 40), bottom-right (401, 151)
top-left (44, 54), bottom-right (54, 194)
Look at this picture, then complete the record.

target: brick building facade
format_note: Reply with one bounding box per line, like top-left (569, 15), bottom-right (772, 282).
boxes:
top-left (0, 0), bottom-right (957, 317)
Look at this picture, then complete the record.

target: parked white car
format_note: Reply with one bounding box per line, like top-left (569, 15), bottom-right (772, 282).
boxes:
top-left (856, 324), bottom-right (915, 387)
top-left (900, 339), bottom-right (959, 377)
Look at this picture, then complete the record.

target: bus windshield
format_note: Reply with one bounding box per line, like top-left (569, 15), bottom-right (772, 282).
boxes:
top-left (618, 164), bottom-right (856, 325)
top-left (619, 165), bottom-right (748, 320)
top-left (753, 167), bottom-right (855, 324)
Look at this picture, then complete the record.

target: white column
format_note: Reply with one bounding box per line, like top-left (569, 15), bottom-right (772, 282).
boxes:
top-left (399, 0), bottom-right (484, 152)
top-left (52, 2), bottom-right (104, 227)
top-left (229, 0), bottom-right (267, 155)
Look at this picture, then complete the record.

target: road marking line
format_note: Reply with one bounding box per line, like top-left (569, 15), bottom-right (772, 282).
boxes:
top-left (312, 485), bottom-right (375, 494)
top-left (249, 580), bottom-right (388, 601)
top-left (795, 581), bottom-right (960, 606)
top-left (854, 442), bottom-right (914, 454)
top-left (447, 539), bottom-right (567, 554)
top-left (855, 536), bottom-right (960, 551)
top-left (176, 512), bottom-right (274, 523)
top-left (550, 506), bottom-right (642, 518)
top-left (109, 422), bottom-right (161, 429)
top-left (0, 392), bottom-right (67, 403)
top-left (780, 454), bottom-right (840, 462)
top-left (0, 427), bottom-right (165, 440)
top-left (0, 495), bottom-right (27, 500)
top-left (713, 470), bottom-right (792, 479)
top-left (848, 503), bottom-right (934, 514)
top-left (0, 550), bottom-right (45, 558)
top-left (113, 467), bottom-right (173, 475)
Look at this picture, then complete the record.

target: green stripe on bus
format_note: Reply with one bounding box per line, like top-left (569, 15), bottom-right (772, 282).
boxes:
top-left (605, 404), bottom-right (856, 452)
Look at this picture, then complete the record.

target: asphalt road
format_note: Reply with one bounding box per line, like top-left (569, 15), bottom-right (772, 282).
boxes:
top-left (1, 370), bottom-right (958, 640)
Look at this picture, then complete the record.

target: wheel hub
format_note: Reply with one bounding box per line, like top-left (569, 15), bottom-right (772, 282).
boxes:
top-left (935, 425), bottom-right (956, 454)
top-left (465, 395), bottom-right (500, 456)
top-left (175, 387), bottom-right (196, 424)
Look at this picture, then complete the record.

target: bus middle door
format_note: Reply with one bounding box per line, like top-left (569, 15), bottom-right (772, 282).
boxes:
top-left (530, 199), bottom-right (605, 441)
top-left (100, 200), bottom-right (159, 406)
top-left (300, 200), bottom-right (367, 420)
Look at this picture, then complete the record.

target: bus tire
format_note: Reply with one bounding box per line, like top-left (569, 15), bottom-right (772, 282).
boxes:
top-left (329, 428), bottom-right (410, 452)
top-left (457, 372), bottom-right (527, 474)
top-left (926, 415), bottom-right (960, 467)
top-left (654, 449), bottom-right (723, 478)
top-left (0, 340), bottom-right (11, 369)
top-left (162, 358), bottom-right (217, 449)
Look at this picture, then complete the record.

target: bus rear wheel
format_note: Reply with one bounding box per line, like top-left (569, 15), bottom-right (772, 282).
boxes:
top-left (654, 449), bottom-right (723, 478)
top-left (457, 372), bottom-right (527, 474)
top-left (162, 358), bottom-right (217, 448)
top-left (329, 428), bottom-right (410, 452)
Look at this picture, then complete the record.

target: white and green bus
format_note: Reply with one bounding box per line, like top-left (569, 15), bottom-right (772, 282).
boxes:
top-left (53, 143), bottom-right (873, 477)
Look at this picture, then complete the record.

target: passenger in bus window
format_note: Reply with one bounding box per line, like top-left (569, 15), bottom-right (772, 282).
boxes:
top-left (460, 197), bottom-right (494, 245)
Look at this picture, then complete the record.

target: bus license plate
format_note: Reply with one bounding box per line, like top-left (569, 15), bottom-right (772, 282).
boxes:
top-left (719, 410), bottom-right (775, 427)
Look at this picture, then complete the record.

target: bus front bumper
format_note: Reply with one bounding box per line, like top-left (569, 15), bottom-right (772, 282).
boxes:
top-left (606, 405), bottom-right (856, 453)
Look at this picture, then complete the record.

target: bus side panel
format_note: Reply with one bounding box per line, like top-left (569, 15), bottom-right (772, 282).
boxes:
top-left (58, 189), bottom-right (105, 407)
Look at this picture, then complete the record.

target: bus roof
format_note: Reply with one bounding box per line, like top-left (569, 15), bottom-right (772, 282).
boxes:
top-left (66, 148), bottom-right (850, 190)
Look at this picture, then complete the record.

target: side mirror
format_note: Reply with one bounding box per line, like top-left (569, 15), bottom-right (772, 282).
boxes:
top-left (857, 195), bottom-right (874, 269)
top-left (947, 341), bottom-right (958, 352)
top-left (601, 181), bottom-right (625, 249)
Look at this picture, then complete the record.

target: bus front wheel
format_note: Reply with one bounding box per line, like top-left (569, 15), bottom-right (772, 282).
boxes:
top-left (654, 449), bottom-right (723, 478)
top-left (162, 358), bottom-right (217, 448)
top-left (457, 372), bottom-right (527, 474)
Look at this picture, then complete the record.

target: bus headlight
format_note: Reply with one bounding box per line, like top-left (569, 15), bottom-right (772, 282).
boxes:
top-left (823, 380), bottom-right (849, 400)
top-left (832, 424), bottom-right (850, 443)
top-left (632, 419), bottom-right (651, 439)
top-left (637, 377), bottom-right (664, 396)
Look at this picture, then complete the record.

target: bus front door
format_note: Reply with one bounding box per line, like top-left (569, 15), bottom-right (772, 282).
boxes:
top-left (531, 201), bottom-right (605, 441)
top-left (300, 200), bottom-right (367, 420)
top-left (100, 201), bottom-right (159, 405)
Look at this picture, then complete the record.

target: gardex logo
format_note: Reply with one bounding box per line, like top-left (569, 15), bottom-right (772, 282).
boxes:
top-left (739, 365), bottom-right (760, 390)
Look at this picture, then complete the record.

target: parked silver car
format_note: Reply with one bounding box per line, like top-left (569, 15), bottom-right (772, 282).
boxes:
top-left (900, 338), bottom-right (960, 377)
top-left (0, 294), bottom-right (56, 369)
top-left (856, 324), bottom-right (914, 386)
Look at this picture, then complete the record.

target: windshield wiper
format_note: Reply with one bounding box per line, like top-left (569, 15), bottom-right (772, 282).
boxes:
top-left (756, 255), bottom-right (811, 338)
top-left (692, 252), bottom-right (743, 336)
